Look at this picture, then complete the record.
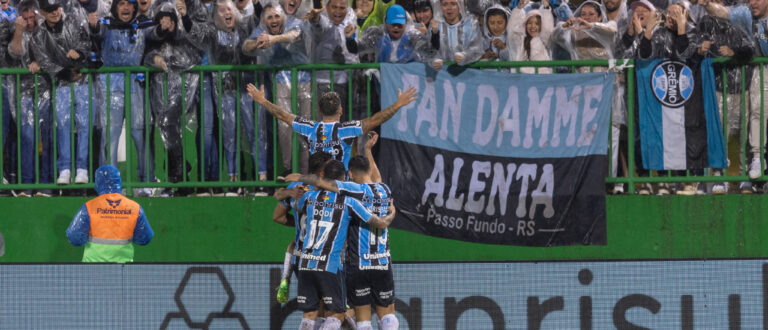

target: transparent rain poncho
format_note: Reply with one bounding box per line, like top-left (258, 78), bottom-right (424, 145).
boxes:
top-left (695, 15), bottom-right (754, 134)
top-left (552, 1), bottom-right (616, 61)
top-left (480, 4), bottom-right (515, 62)
top-left (244, 3), bottom-right (313, 172)
top-left (143, 2), bottom-right (202, 150)
top-left (7, 16), bottom-right (53, 128)
top-left (430, 0), bottom-right (484, 65)
top-left (350, 12), bottom-right (432, 63)
top-left (307, 0), bottom-right (359, 84)
top-left (29, 12), bottom-right (92, 87)
top-left (186, 0), bottom-right (262, 172)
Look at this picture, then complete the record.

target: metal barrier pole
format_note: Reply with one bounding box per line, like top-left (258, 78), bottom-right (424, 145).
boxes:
top-left (626, 61), bottom-right (636, 194)
top-left (291, 68), bottom-right (299, 173)
top-left (124, 70), bottom-right (133, 193)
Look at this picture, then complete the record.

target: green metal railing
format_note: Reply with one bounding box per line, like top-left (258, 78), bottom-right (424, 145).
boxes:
top-left (0, 59), bottom-right (765, 195)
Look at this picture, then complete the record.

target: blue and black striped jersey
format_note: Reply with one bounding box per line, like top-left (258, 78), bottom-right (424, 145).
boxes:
top-left (295, 189), bottom-right (374, 274)
top-left (282, 182), bottom-right (314, 265)
top-left (336, 181), bottom-right (393, 270)
top-left (292, 117), bottom-right (363, 169)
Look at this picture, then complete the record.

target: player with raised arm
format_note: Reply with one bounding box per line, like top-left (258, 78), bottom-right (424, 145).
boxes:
top-left (293, 160), bottom-right (396, 330)
top-left (246, 82), bottom-right (417, 169)
top-left (287, 132), bottom-right (399, 330)
top-left (272, 152), bottom-right (334, 304)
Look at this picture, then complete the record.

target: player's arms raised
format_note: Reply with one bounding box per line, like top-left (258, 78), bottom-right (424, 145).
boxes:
top-left (368, 203), bottom-right (397, 229)
top-left (364, 131), bottom-right (382, 182)
top-left (247, 84), bottom-right (295, 125)
top-left (361, 86), bottom-right (418, 133)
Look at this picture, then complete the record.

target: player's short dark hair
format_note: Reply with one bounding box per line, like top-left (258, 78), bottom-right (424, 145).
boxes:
top-left (348, 156), bottom-right (370, 175)
top-left (319, 92), bottom-right (341, 117)
top-left (308, 152), bottom-right (333, 175)
top-left (323, 160), bottom-right (346, 181)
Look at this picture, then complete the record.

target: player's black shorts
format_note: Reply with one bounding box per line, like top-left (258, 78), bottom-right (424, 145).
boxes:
top-left (345, 265), bottom-right (395, 307)
top-left (297, 270), bottom-right (346, 313)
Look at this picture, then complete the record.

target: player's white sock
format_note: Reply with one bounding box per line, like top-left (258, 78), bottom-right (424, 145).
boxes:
top-left (313, 317), bottom-right (326, 330)
top-left (319, 317), bottom-right (341, 330)
top-left (299, 318), bottom-right (315, 330)
top-left (379, 314), bottom-right (399, 330)
top-left (281, 252), bottom-right (292, 280)
top-left (356, 320), bottom-right (373, 330)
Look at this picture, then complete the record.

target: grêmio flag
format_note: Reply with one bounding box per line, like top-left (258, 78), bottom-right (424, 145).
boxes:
top-left (377, 63), bottom-right (613, 246)
top-left (636, 58), bottom-right (726, 170)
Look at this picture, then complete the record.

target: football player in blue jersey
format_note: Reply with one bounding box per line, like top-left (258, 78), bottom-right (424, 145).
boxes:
top-left (272, 151), bottom-right (334, 304)
top-left (246, 82), bottom-right (417, 169)
top-left (287, 132), bottom-right (399, 330)
top-left (293, 160), bottom-right (396, 330)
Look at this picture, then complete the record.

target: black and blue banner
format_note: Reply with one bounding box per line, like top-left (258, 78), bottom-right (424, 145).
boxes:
top-left (378, 63), bottom-right (614, 246)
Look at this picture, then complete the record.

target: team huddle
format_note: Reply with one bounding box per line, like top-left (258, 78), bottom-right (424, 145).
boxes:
top-left (248, 82), bottom-right (417, 330)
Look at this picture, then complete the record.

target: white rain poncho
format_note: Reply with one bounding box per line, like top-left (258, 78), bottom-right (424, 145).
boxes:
top-left (480, 4), bottom-right (514, 62)
top-left (552, 1), bottom-right (616, 61)
top-left (508, 7), bottom-right (554, 73)
top-left (430, 0), bottom-right (484, 65)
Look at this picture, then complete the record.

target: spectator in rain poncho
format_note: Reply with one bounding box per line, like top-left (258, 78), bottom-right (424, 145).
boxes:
top-left (702, 0), bottom-right (768, 185)
top-left (694, 10), bottom-right (754, 194)
top-left (553, 1), bottom-right (624, 188)
top-left (508, 0), bottom-right (554, 73)
top-left (305, 0), bottom-right (359, 117)
top-left (243, 2), bottom-right (312, 174)
top-left (7, 0), bottom-right (54, 195)
top-left (66, 165), bottom-right (154, 263)
top-left (143, 1), bottom-right (201, 196)
top-left (186, 0), bottom-right (265, 193)
top-left (0, 0), bottom-right (18, 21)
top-left (480, 5), bottom-right (514, 65)
top-left (344, 4), bottom-right (431, 63)
top-left (429, 0), bottom-right (484, 69)
top-left (0, 13), bottom-right (12, 173)
top-left (91, 0), bottom-right (157, 197)
top-left (30, 0), bottom-right (93, 185)
top-left (620, 0), bottom-right (696, 59)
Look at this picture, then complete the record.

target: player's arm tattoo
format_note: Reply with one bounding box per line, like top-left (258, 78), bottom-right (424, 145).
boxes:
top-left (361, 102), bottom-right (402, 133)
top-left (273, 188), bottom-right (291, 201)
top-left (298, 174), bottom-right (339, 193)
top-left (260, 100), bottom-right (296, 125)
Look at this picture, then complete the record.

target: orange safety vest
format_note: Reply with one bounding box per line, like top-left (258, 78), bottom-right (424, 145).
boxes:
top-left (85, 193), bottom-right (140, 246)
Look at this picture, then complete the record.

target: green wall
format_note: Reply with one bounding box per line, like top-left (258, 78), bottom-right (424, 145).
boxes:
top-left (2, 195), bottom-right (767, 262)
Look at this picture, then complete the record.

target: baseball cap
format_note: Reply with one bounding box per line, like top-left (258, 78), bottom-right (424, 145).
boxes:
top-left (629, 0), bottom-right (655, 11)
top-left (38, 0), bottom-right (61, 12)
top-left (386, 5), bottom-right (407, 25)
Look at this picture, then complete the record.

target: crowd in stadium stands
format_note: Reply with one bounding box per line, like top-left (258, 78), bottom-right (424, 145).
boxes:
top-left (0, 0), bottom-right (765, 197)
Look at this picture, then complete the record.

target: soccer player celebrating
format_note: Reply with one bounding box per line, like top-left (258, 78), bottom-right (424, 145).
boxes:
top-left (246, 83), bottom-right (417, 169)
top-left (288, 132), bottom-right (397, 330)
top-left (271, 152), bottom-right (333, 304)
top-left (293, 160), bottom-right (396, 330)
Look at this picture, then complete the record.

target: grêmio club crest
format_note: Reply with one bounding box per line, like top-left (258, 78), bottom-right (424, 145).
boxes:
top-left (651, 60), bottom-right (694, 107)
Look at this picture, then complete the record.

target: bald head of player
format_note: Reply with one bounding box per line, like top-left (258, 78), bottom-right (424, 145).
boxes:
top-left (323, 160), bottom-right (347, 181)
top-left (347, 156), bottom-right (372, 184)
top-left (318, 91), bottom-right (343, 121)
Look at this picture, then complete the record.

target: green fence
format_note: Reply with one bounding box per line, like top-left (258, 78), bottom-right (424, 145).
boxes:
top-left (0, 59), bottom-right (765, 195)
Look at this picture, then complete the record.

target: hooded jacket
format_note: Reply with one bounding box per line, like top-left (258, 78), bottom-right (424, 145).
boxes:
top-left (552, 1), bottom-right (616, 60)
top-left (350, 0), bottom-right (394, 32)
top-left (430, 0), bottom-right (483, 65)
top-left (481, 4), bottom-right (513, 61)
top-left (509, 7), bottom-right (554, 73)
top-left (65, 165), bottom-right (153, 263)
top-left (30, 11), bottom-right (92, 86)
top-left (695, 15), bottom-right (754, 94)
